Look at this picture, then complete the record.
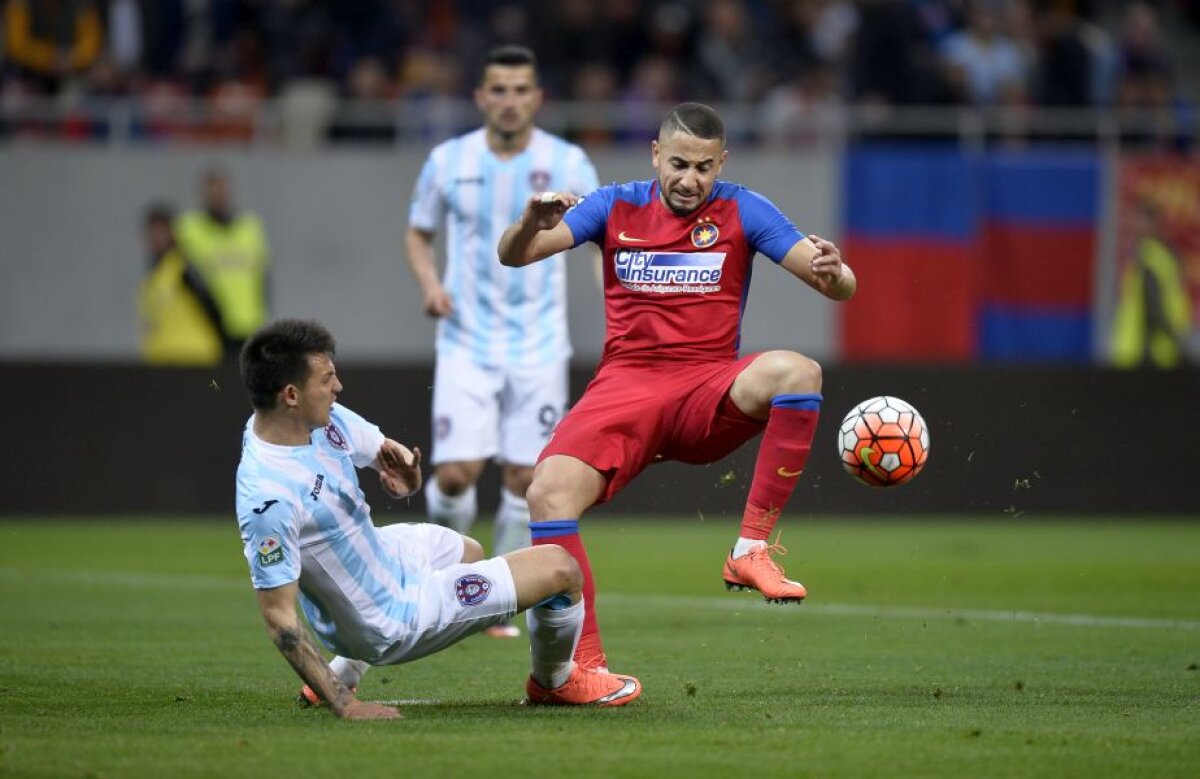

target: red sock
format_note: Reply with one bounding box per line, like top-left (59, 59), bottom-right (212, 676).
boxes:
top-left (529, 520), bottom-right (604, 666)
top-left (741, 395), bottom-right (822, 540)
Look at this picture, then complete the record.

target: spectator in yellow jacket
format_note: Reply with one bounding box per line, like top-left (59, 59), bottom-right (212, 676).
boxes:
top-left (138, 203), bottom-right (225, 367)
top-left (1112, 200), bottom-right (1192, 368)
top-left (175, 164), bottom-right (271, 356)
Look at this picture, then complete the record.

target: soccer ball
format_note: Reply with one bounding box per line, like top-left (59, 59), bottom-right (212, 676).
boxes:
top-left (838, 396), bottom-right (930, 487)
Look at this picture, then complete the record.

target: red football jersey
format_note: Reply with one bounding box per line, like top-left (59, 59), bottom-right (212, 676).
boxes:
top-left (564, 180), bottom-right (806, 365)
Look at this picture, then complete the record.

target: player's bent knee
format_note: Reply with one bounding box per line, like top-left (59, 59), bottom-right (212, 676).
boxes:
top-left (538, 544), bottom-right (583, 594)
top-left (764, 350), bottom-right (821, 393)
top-left (557, 549), bottom-right (583, 593)
top-left (795, 354), bottom-right (822, 392)
top-left (436, 463), bottom-right (481, 495)
top-left (506, 545), bottom-right (582, 609)
top-left (524, 477), bottom-right (560, 514)
top-left (502, 465), bottom-right (535, 497)
top-left (460, 536), bottom-right (485, 563)
top-left (525, 462), bottom-right (602, 518)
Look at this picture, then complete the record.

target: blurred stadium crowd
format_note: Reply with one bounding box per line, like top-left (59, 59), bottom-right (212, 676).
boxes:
top-left (2, 0), bottom-right (1197, 145)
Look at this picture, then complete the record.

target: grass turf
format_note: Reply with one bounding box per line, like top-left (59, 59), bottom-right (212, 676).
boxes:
top-left (0, 517), bottom-right (1197, 778)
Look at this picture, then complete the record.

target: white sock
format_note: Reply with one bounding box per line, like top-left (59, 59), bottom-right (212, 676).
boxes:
top-left (493, 488), bottom-right (531, 557)
top-left (329, 656), bottom-right (370, 688)
top-left (425, 478), bottom-right (477, 534)
top-left (732, 536), bottom-right (769, 559)
top-left (527, 599), bottom-right (583, 690)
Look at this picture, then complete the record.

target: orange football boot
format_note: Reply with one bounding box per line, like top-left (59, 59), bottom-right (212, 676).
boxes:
top-left (525, 665), bottom-right (642, 707)
top-left (722, 535), bottom-right (807, 603)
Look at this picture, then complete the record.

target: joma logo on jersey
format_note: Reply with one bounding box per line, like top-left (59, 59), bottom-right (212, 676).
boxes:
top-left (614, 250), bottom-right (726, 292)
top-left (310, 474), bottom-right (325, 501)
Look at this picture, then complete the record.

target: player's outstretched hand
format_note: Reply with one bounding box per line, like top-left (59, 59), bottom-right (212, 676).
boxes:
top-left (377, 440), bottom-right (422, 498)
top-left (807, 233), bottom-right (844, 284)
top-left (526, 191), bottom-right (579, 231)
top-left (339, 700), bottom-right (402, 720)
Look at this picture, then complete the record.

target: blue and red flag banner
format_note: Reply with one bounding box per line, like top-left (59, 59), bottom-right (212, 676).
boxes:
top-left (840, 145), bottom-right (1100, 362)
top-left (840, 146), bottom-right (979, 361)
top-left (977, 150), bottom-right (1097, 361)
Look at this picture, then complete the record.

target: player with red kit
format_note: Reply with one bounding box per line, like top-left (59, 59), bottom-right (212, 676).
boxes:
top-left (498, 102), bottom-right (856, 679)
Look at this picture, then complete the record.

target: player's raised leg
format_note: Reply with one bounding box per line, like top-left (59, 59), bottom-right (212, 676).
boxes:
top-left (525, 455), bottom-right (612, 672)
top-left (723, 351), bottom-right (822, 603)
top-left (504, 545), bottom-right (641, 706)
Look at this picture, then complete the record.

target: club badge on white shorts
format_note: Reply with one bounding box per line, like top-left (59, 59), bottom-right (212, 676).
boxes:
top-left (455, 574), bottom-right (492, 606)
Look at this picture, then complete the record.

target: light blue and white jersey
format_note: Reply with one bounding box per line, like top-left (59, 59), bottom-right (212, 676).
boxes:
top-left (235, 404), bottom-right (419, 663)
top-left (409, 127), bottom-right (599, 368)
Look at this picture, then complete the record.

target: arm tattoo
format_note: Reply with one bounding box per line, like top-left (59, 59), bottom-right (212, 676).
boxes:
top-left (274, 627), bottom-right (304, 653)
top-left (271, 626), bottom-right (353, 712)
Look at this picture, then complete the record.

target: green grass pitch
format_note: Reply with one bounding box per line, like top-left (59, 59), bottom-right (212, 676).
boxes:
top-left (1, 517), bottom-right (1197, 778)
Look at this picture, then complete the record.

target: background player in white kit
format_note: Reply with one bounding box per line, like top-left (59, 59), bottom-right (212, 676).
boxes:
top-left (235, 319), bottom-right (640, 719)
top-left (405, 46), bottom-right (601, 638)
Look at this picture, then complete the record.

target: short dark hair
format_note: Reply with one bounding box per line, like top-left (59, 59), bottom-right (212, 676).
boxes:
top-left (480, 45), bottom-right (538, 83)
top-left (659, 102), bottom-right (725, 147)
top-left (240, 319), bottom-right (336, 410)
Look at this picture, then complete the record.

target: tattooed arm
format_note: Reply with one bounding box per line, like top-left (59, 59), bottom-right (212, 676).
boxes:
top-left (255, 583), bottom-right (400, 720)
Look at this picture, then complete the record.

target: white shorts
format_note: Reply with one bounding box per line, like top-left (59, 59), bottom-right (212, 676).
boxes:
top-left (430, 355), bottom-right (568, 466)
top-left (371, 522), bottom-right (518, 666)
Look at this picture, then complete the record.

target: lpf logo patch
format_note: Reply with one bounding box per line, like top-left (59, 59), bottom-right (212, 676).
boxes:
top-left (435, 416), bottom-right (451, 440)
top-left (325, 424), bottom-right (348, 450)
top-left (257, 536), bottom-right (285, 567)
top-left (691, 217), bottom-right (719, 248)
top-left (529, 170), bottom-right (551, 192)
top-left (454, 574), bottom-right (492, 606)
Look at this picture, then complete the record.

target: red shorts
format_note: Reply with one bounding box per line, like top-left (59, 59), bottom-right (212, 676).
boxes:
top-left (540, 355), bottom-right (765, 503)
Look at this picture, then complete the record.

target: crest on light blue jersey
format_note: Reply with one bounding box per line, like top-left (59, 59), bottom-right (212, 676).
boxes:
top-left (325, 423), bottom-right (348, 450)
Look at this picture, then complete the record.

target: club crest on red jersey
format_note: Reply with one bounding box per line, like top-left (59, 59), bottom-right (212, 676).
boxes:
top-left (455, 574), bottom-right (492, 606)
top-left (691, 218), bottom-right (719, 248)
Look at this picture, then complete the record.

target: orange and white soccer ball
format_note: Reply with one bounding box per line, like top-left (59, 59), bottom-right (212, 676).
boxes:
top-left (838, 396), bottom-right (930, 487)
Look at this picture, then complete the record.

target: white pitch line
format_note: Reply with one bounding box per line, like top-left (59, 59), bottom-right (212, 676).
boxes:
top-left (3, 568), bottom-right (1197, 632)
top-left (603, 592), bottom-right (1200, 631)
top-left (0, 567), bottom-right (244, 591)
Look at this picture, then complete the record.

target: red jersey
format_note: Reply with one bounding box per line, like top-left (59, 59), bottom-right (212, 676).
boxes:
top-left (563, 180), bottom-right (807, 366)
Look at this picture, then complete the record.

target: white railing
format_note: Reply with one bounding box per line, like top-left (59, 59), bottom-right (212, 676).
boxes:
top-left (0, 96), bottom-right (1191, 150)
